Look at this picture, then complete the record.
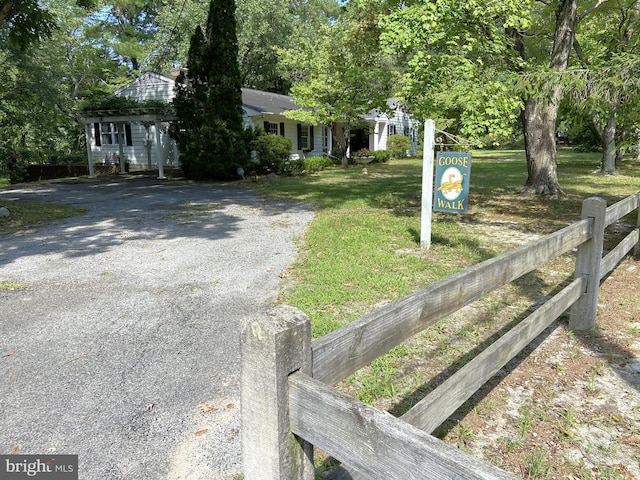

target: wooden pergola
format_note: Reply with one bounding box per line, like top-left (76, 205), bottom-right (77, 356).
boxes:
top-left (79, 107), bottom-right (176, 179)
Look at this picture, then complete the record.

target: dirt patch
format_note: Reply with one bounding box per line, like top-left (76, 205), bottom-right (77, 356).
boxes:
top-left (439, 258), bottom-right (640, 479)
top-left (330, 219), bottom-right (640, 479)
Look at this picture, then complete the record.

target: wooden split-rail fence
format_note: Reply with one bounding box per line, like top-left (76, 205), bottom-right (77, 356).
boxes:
top-left (241, 192), bottom-right (640, 480)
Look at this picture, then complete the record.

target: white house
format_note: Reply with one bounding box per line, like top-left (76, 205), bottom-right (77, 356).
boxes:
top-left (357, 98), bottom-right (420, 156)
top-left (240, 88), bottom-right (330, 158)
top-left (79, 72), bottom-right (419, 177)
top-left (79, 72), bottom-right (178, 178)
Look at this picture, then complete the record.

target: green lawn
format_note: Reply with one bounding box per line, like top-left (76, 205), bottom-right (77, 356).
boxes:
top-left (255, 149), bottom-right (640, 338)
top-left (0, 200), bottom-right (86, 236)
top-left (254, 149), bottom-right (640, 478)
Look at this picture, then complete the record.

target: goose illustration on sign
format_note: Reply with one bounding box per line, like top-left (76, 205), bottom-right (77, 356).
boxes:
top-left (434, 152), bottom-right (471, 213)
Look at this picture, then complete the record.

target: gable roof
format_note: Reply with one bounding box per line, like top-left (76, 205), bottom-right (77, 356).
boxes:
top-left (111, 72), bottom-right (176, 102)
top-left (240, 88), bottom-right (299, 115)
top-left (113, 73), bottom-right (301, 115)
top-left (104, 73), bottom-right (411, 124)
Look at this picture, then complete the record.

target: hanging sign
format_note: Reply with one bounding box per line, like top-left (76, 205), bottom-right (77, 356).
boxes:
top-left (434, 152), bottom-right (471, 214)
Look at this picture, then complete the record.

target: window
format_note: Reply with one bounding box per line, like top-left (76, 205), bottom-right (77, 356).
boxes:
top-left (300, 125), bottom-right (309, 150)
top-left (100, 122), bottom-right (114, 145)
top-left (94, 122), bottom-right (132, 147)
top-left (322, 126), bottom-right (329, 152)
top-left (263, 121), bottom-right (285, 136)
top-left (263, 121), bottom-right (278, 135)
top-left (387, 124), bottom-right (396, 136)
top-left (297, 124), bottom-right (314, 151)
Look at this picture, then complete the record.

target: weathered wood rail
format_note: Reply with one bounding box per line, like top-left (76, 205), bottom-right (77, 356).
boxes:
top-left (241, 192), bottom-right (640, 480)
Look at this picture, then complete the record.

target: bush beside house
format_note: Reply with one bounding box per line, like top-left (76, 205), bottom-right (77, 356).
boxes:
top-left (387, 135), bottom-right (412, 158)
top-left (250, 131), bottom-right (293, 175)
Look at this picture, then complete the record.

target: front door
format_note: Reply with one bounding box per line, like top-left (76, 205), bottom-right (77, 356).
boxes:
top-left (350, 128), bottom-right (370, 153)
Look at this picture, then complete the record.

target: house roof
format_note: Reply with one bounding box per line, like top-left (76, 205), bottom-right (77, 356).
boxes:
top-left (241, 88), bottom-right (299, 115)
top-left (111, 72), bottom-right (175, 99)
top-left (362, 97), bottom-right (402, 121)
top-left (86, 73), bottom-right (412, 125)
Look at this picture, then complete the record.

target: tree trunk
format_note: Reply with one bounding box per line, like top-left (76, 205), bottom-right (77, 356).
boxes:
top-left (600, 112), bottom-right (617, 174)
top-left (521, 0), bottom-right (578, 197)
top-left (522, 96), bottom-right (562, 197)
top-left (0, 2), bottom-right (13, 23)
top-left (331, 123), bottom-right (349, 167)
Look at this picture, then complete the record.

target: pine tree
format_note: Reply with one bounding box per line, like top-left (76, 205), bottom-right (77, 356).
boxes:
top-left (170, 0), bottom-right (248, 180)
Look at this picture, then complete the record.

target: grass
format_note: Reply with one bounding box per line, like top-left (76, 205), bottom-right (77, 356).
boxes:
top-left (0, 278), bottom-right (24, 291)
top-left (0, 200), bottom-right (86, 235)
top-left (525, 448), bottom-right (553, 478)
top-left (252, 148), bottom-right (640, 478)
top-left (4, 151), bottom-right (639, 478)
top-left (257, 147), bottom-right (640, 340)
top-left (256, 149), bottom-right (640, 336)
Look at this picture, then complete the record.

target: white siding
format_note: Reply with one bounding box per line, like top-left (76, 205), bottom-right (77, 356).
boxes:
top-left (245, 115), bottom-right (326, 158)
top-left (88, 122), bottom-right (177, 167)
top-left (374, 107), bottom-right (419, 155)
top-left (112, 73), bottom-right (176, 103)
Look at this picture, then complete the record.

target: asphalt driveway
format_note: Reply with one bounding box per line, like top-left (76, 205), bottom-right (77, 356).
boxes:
top-left (0, 175), bottom-right (314, 479)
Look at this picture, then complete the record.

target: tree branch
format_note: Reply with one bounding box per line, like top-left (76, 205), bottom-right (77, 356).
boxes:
top-left (572, 36), bottom-right (588, 67)
top-left (579, 0), bottom-right (610, 21)
top-left (622, 0), bottom-right (640, 47)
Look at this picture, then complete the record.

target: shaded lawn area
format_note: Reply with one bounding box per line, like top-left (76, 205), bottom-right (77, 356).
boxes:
top-left (254, 148), bottom-right (640, 337)
top-left (253, 148), bottom-right (640, 478)
top-left (0, 200), bottom-right (86, 236)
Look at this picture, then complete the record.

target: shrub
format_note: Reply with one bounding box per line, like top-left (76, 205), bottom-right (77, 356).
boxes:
top-left (330, 146), bottom-right (344, 164)
top-left (250, 131), bottom-right (293, 175)
top-left (56, 154), bottom-right (86, 164)
top-left (6, 160), bottom-right (28, 184)
top-left (304, 156), bottom-right (332, 173)
top-left (387, 135), bottom-right (411, 158)
top-left (372, 150), bottom-right (392, 163)
top-left (280, 157), bottom-right (306, 176)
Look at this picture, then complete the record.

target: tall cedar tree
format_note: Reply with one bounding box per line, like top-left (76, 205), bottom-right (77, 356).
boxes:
top-left (170, 0), bottom-right (248, 180)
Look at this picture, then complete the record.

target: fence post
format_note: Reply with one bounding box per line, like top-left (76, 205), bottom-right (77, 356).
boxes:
top-left (635, 193), bottom-right (640, 259)
top-left (241, 305), bottom-right (314, 480)
top-left (569, 196), bottom-right (607, 331)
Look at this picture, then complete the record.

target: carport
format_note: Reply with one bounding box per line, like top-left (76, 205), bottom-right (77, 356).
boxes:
top-left (79, 107), bottom-right (176, 179)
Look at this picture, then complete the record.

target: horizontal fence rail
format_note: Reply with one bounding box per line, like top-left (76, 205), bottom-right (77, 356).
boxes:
top-left (601, 228), bottom-right (640, 278)
top-left (289, 373), bottom-right (518, 480)
top-left (400, 276), bottom-right (587, 433)
top-left (311, 219), bottom-right (591, 386)
top-left (604, 191), bottom-right (640, 227)
top-left (242, 192), bottom-right (640, 480)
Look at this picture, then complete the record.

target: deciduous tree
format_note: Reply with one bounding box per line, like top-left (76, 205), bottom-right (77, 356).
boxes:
top-left (0, 0), bottom-right (55, 49)
top-left (380, 0), bottom-right (527, 146)
top-left (0, 0), bottom-right (124, 164)
top-left (571, 0), bottom-right (640, 174)
top-left (80, 0), bottom-right (161, 72)
top-left (283, 4), bottom-right (395, 166)
top-left (151, 0), bottom-right (305, 92)
top-left (518, 0), bottom-right (578, 197)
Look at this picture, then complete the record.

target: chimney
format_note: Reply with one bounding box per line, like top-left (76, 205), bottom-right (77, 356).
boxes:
top-left (170, 67), bottom-right (186, 78)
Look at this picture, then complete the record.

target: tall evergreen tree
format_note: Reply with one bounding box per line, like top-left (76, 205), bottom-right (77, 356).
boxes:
top-left (170, 0), bottom-right (248, 180)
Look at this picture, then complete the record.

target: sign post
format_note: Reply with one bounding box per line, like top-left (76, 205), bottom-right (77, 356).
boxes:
top-left (420, 120), bottom-right (436, 249)
top-left (434, 152), bottom-right (471, 214)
